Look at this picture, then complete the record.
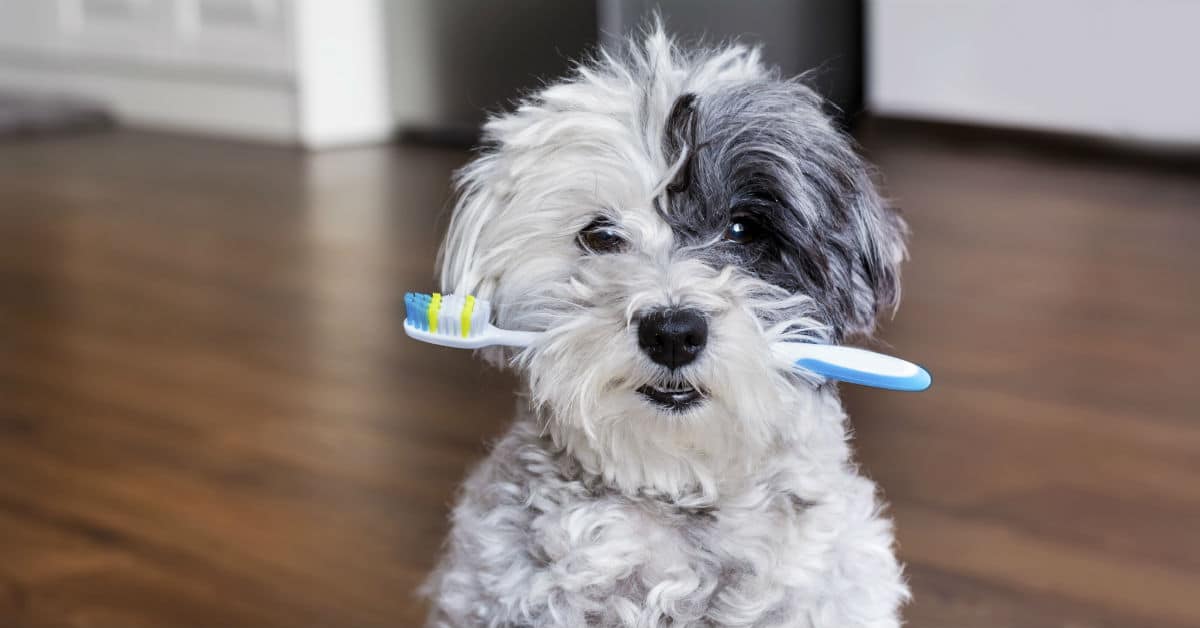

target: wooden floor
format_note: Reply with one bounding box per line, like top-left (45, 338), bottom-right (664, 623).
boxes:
top-left (0, 126), bottom-right (1197, 628)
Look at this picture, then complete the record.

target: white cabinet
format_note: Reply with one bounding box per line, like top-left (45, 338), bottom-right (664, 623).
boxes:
top-left (0, 0), bottom-right (390, 147)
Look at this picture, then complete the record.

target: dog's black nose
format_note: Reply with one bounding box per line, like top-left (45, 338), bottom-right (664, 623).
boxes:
top-left (637, 308), bottom-right (708, 370)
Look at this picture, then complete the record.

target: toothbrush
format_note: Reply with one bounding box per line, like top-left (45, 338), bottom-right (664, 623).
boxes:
top-left (403, 292), bottom-right (539, 349)
top-left (403, 292), bottom-right (931, 392)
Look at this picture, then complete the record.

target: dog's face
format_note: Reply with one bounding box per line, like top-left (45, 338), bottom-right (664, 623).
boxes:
top-left (440, 31), bottom-right (906, 494)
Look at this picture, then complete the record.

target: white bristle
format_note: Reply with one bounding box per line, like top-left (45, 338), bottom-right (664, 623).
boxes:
top-left (472, 298), bottom-right (491, 337)
top-left (443, 294), bottom-right (461, 336)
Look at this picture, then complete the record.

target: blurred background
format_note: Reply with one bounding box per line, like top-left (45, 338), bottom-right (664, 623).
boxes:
top-left (1, 1), bottom-right (1197, 626)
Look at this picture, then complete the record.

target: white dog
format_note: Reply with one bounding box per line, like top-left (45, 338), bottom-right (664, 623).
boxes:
top-left (423, 25), bottom-right (910, 628)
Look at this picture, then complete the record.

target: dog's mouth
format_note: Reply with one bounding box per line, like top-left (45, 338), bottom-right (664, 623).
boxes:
top-left (636, 383), bottom-right (707, 412)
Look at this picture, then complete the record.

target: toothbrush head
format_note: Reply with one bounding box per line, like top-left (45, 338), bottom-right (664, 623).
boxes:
top-left (404, 292), bottom-right (492, 338)
top-left (403, 292), bottom-right (538, 349)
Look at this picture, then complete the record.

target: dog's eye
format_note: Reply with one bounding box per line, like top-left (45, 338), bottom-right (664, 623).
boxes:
top-left (724, 216), bottom-right (760, 245)
top-left (577, 219), bottom-right (627, 254)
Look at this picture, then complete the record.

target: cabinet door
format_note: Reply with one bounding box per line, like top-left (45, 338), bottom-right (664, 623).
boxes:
top-left (176, 0), bottom-right (293, 75)
top-left (0, 0), bottom-right (292, 77)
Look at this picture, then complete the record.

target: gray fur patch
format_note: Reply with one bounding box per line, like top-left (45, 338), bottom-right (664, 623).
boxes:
top-left (660, 81), bottom-right (906, 340)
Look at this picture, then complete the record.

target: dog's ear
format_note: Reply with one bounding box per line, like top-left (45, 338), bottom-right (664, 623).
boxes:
top-left (438, 153), bottom-right (503, 299)
top-left (838, 177), bottom-right (907, 338)
top-left (761, 83), bottom-right (908, 339)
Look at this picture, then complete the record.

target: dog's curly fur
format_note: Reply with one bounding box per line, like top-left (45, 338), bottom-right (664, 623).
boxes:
top-left (423, 25), bottom-right (910, 628)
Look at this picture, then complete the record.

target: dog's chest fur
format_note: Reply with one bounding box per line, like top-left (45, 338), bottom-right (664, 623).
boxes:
top-left (426, 415), bottom-right (900, 628)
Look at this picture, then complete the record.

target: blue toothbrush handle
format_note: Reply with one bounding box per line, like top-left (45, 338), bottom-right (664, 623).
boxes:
top-left (774, 343), bottom-right (932, 392)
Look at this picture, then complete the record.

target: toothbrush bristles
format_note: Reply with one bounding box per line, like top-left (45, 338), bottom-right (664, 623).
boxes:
top-left (404, 292), bottom-right (491, 337)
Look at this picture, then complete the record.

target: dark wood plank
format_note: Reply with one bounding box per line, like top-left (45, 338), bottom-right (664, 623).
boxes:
top-left (0, 126), bottom-right (1197, 626)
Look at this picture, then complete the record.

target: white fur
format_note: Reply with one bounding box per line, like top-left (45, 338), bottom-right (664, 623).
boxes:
top-left (424, 26), bottom-right (909, 627)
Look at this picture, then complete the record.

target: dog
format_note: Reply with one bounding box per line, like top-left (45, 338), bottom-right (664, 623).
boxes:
top-left (423, 25), bottom-right (910, 628)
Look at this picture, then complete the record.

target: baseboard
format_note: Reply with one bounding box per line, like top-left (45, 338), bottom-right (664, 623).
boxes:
top-left (0, 61), bottom-right (300, 144)
top-left (859, 116), bottom-right (1200, 174)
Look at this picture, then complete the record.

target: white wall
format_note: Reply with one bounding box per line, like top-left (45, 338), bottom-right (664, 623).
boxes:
top-left (868, 0), bottom-right (1200, 146)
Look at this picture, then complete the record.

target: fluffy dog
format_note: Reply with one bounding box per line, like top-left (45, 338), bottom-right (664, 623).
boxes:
top-left (423, 26), bottom-right (910, 628)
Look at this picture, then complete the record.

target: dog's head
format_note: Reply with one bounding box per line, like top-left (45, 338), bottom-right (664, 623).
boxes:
top-left (439, 29), bottom-right (906, 495)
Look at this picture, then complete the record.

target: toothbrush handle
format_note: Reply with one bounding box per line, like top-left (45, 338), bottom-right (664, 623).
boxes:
top-left (774, 343), bottom-right (932, 392)
top-left (404, 322), bottom-right (540, 349)
top-left (489, 328), bottom-right (540, 348)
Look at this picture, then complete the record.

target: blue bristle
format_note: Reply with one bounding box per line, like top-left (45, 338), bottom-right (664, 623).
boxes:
top-left (404, 292), bottom-right (432, 330)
